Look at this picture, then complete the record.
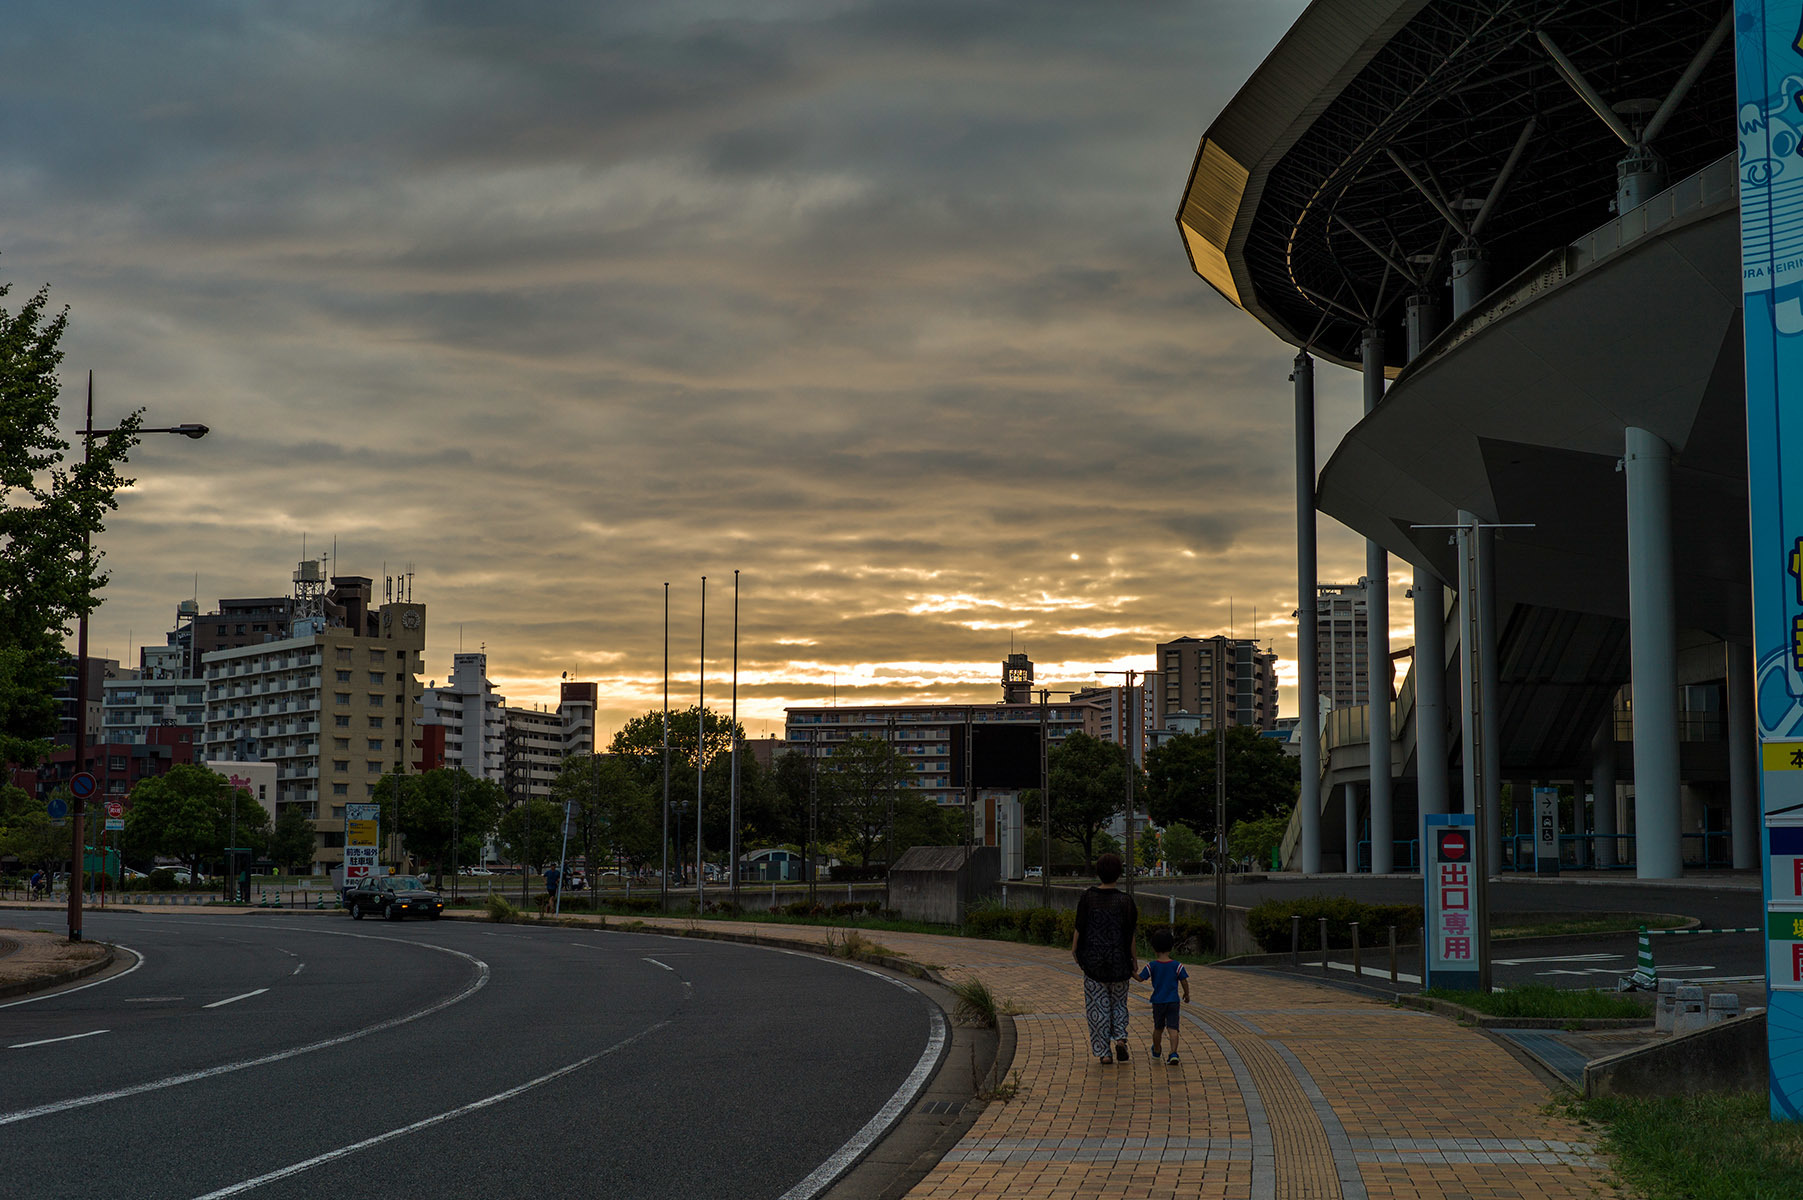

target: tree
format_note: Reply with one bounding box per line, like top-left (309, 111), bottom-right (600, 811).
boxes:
top-left (1160, 822), bottom-right (1206, 866)
top-left (123, 764), bottom-right (230, 878)
top-left (497, 798), bottom-right (564, 873)
top-left (1, 277), bottom-right (142, 767)
top-left (823, 735), bottom-right (912, 865)
top-left (269, 806), bottom-right (317, 874)
top-left (0, 783), bottom-right (64, 874)
top-left (1229, 811), bottom-right (1292, 867)
top-left (554, 754), bottom-right (657, 876)
top-left (1029, 732), bottom-right (1141, 865)
top-left (1141, 726), bottom-right (1300, 840)
top-left (386, 769), bottom-right (506, 885)
top-left (1138, 825), bottom-right (1160, 870)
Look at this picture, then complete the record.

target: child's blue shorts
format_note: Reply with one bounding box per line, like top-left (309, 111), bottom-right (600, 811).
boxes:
top-left (1151, 1001), bottom-right (1181, 1030)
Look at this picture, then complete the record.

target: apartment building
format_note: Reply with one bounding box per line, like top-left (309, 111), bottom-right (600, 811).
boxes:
top-left (1152, 635), bottom-right (1279, 732)
top-left (201, 589), bottom-right (426, 872)
top-left (102, 644), bottom-right (205, 744)
top-left (419, 653), bottom-right (506, 784)
top-left (500, 680), bottom-right (599, 802)
top-left (1315, 584), bottom-right (1370, 712)
top-left (1069, 684), bottom-right (1152, 764)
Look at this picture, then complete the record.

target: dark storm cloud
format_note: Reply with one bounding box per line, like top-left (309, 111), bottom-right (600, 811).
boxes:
top-left (8, 0), bottom-right (1387, 734)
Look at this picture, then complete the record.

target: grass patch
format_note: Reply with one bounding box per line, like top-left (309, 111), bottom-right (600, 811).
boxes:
top-left (978, 1070), bottom-right (1023, 1103)
top-left (950, 975), bottom-right (1009, 1028)
top-left (1568, 1091), bottom-right (1803, 1199)
top-left (1491, 912), bottom-right (1687, 940)
top-left (484, 893), bottom-right (518, 923)
top-left (1422, 984), bottom-right (1649, 1020)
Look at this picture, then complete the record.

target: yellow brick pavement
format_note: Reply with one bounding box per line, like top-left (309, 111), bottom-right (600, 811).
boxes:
top-left (628, 917), bottom-right (1612, 1200)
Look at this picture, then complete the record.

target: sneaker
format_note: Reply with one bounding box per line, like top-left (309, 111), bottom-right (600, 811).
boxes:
top-left (1167, 1052), bottom-right (1180, 1065)
top-left (1114, 1043), bottom-right (1129, 1063)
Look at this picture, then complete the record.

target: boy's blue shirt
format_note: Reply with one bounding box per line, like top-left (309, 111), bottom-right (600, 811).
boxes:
top-left (1136, 956), bottom-right (1188, 1003)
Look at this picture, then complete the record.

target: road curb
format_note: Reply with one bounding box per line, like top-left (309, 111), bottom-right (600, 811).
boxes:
top-left (1397, 992), bottom-right (1653, 1030)
top-left (0, 940), bottom-right (117, 1001)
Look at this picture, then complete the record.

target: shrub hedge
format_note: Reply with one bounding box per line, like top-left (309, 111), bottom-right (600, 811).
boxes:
top-left (962, 905), bottom-right (1216, 956)
top-left (1244, 896), bottom-right (1422, 952)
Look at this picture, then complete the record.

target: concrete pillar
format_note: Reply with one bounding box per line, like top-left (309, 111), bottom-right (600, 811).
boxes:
top-left (1594, 717), bottom-right (1619, 868)
top-left (1727, 641), bottom-right (1758, 870)
top-left (1479, 523), bottom-right (1503, 876)
top-left (1573, 777), bottom-right (1588, 868)
top-left (1346, 782), bottom-right (1361, 873)
top-left (1296, 353), bottom-right (1321, 874)
top-left (1406, 292), bottom-right (1443, 359)
top-left (1624, 427), bottom-right (1683, 878)
top-left (1414, 570), bottom-right (1449, 817)
top-left (1452, 244), bottom-right (1492, 318)
top-left (1457, 510), bottom-right (1504, 875)
top-left (1364, 327), bottom-right (1393, 874)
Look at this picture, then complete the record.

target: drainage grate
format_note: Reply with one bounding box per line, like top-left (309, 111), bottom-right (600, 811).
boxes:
top-left (919, 1100), bottom-right (964, 1116)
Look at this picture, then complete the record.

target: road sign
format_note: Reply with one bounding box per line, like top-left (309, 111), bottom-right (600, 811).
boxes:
top-left (47, 797), bottom-right (68, 820)
top-left (1534, 787), bottom-right (1560, 876)
top-left (105, 800), bottom-right (123, 819)
top-left (1423, 813), bottom-right (1479, 991)
top-left (69, 772), bottom-right (97, 800)
top-left (104, 818), bottom-right (124, 832)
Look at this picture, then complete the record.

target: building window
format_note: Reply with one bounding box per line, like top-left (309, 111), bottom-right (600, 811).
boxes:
top-left (370, 651), bottom-right (385, 665)
top-left (336, 671), bottom-right (351, 683)
top-left (369, 672), bottom-right (385, 685)
top-left (368, 716), bottom-right (384, 729)
top-left (335, 693), bottom-right (351, 706)
top-left (335, 716), bottom-right (351, 728)
top-left (332, 783), bottom-right (348, 796)
top-left (333, 760), bottom-right (349, 773)
top-left (336, 647), bottom-right (352, 663)
top-left (367, 739), bottom-right (383, 752)
top-left (367, 761), bottom-right (382, 773)
top-left (334, 738), bottom-right (349, 750)
top-left (369, 694), bottom-right (383, 707)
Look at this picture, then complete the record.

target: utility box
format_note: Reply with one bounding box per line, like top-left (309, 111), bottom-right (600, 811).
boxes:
top-left (888, 846), bottom-right (1000, 925)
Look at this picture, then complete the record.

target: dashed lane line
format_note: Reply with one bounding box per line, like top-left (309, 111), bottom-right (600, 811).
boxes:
top-left (203, 989), bottom-right (269, 1009)
top-left (10, 1029), bottom-right (110, 1050)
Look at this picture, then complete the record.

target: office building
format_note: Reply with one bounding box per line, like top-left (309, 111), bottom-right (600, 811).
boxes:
top-left (1152, 635), bottom-right (1278, 732)
top-left (1314, 586), bottom-right (1369, 713)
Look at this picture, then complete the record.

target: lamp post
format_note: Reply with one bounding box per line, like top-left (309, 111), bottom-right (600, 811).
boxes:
top-left (67, 374), bottom-right (208, 942)
top-left (1035, 688), bottom-right (1082, 907)
top-left (1094, 669), bottom-right (1143, 900)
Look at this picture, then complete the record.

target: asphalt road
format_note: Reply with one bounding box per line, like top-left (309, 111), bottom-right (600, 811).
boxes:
top-left (0, 911), bottom-right (942, 1200)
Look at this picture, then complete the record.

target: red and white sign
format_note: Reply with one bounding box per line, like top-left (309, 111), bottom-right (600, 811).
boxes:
top-left (105, 801), bottom-right (123, 819)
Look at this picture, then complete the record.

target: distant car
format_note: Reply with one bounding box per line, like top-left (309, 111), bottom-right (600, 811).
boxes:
top-left (462, 867), bottom-right (493, 877)
top-left (1023, 866), bottom-right (1044, 879)
top-left (344, 875), bottom-right (444, 921)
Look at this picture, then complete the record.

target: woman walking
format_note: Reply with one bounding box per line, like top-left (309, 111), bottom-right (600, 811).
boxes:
top-left (1072, 852), bottom-right (1138, 1064)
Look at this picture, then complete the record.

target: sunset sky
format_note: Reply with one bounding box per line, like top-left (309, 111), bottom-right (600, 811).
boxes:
top-left (8, 0), bottom-right (1400, 741)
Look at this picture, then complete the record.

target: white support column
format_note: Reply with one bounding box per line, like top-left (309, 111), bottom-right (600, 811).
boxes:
top-left (1457, 510), bottom-right (1504, 875)
top-left (1364, 328), bottom-right (1394, 874)
top-left (1414, 570), bottom-right (1449, 817)
top-left (1296, 352), bottom-right (1321, 874)
top-left (1345, 782), bottom-right (1361, 873)
top-left (1624, 426), bottom-right (1683, 878)
top-left (1728, 641), bottom-right (1758, 870)
top-left (1479, 523), bottom-right (1503, 877)
top-left (1593, 717), bottom-right (1619, 868)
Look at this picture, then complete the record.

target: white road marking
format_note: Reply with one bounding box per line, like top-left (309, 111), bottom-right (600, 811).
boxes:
top-left (204, 989), bottom-right (269, 1009)
top-left (291, 963), bottom-right (304, 976)
top-left (187, 1018), bottom-right (673, 1199)
top-left (1494, 952), bottom-right (1619, 965)
top-left (9, 1029), bottom-right (110, 1049)
top-left (123, 997), bottom-right (185, 1003)
top-left (0, 933), bottom-right (488, 1128)
top-left (643, 957), bottom-right (674, 971)
top-left (0, 942), bottom-right (145, 1010)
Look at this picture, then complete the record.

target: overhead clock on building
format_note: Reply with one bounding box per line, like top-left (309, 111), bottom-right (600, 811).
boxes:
top-left (401, 608), bottom-right (421, 630)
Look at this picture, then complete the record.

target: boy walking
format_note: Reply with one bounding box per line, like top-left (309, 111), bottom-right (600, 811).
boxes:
top-left (1136, 928), bottom-right (1190, 1064)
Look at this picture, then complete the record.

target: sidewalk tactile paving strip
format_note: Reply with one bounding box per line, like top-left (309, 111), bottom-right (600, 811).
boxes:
top-left (604, 917), bottom-right (1615, 1198)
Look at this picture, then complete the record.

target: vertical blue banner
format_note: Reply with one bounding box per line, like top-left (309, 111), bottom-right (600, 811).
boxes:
top-left (1737, 0), bottom-right (1803, 1120)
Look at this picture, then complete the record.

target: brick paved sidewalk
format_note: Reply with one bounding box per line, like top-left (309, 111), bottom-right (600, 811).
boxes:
top-left (629, 916), bottom-right (1611, 1200)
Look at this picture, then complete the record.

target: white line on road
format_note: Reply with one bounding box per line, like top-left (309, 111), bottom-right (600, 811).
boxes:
top-left (643, 957), bottom-right (674, 971)
top-left (187, 1018), bottom-right (674, 1199)
top-left (291, 963), bottom-right (304, 976)
top-left (123, 997), bottom-right (185, 1003)
top-left (0, 942), bottom-right (145, 1010)
top-left (0, 934), bottom-right (488, 1128)
top-left (203, 989), bottom-right (268, 1009)
top-left (9, 1029), bottom-right (109, 1049)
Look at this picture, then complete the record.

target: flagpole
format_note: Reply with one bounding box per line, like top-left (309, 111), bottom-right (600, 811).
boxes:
top-left (661, 582), bottom-right (670, 914)
top-left (696, 575), bottom-right (706, 913)
top-left (731, 569), bottom-right (741, 908)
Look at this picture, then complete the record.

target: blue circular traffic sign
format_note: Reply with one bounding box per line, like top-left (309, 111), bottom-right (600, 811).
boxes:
top-left (69, 772), bottom-right (97, 799)
top-left (47, 797), bottom-right (68, 820)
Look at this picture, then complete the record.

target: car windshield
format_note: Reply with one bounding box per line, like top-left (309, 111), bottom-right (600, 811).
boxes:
top-left (389, 876), bottom-right (427, 891)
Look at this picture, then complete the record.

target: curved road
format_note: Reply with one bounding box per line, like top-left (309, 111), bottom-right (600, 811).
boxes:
top-left (0, 911), bottom-right (942, 1200)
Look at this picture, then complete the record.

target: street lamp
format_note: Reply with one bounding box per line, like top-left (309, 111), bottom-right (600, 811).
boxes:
top-left (1095, 669), bottom-right (1144, 900)
top-left (1035, 688), bottom-right (1082, 907)
top-left (67, 373), bottom-right (208, 942)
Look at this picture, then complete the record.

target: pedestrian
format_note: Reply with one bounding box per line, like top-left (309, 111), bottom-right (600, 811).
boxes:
top-left (1137, 927), bottom-right (1191, 1064)
top-left (540, 864), bottom-right (560, 914)
top-left (1071, 852), bottom-right (1138, 1065)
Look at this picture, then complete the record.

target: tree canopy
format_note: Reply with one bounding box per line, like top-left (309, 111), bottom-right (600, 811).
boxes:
top-left (1, 279), bottom-right (142, 767)
top-left (1024, 732), bottom-right (1142, 865)
top-left (1141, 726), bottom-right (1299, 840)
top-left (378, 768), bottom-right (506, 884)
top-left (122, 764), bottom-right (261, 877)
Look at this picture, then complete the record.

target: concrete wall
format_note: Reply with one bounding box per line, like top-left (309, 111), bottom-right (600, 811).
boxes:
top-left (1584, 1012), bottom-right (1766, 1098)
top-left (889, 845), bottom-right (1001, 925)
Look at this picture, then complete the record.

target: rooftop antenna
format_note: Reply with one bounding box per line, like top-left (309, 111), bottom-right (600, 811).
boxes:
top-left (1229, 597), bottom-right (1234, 640)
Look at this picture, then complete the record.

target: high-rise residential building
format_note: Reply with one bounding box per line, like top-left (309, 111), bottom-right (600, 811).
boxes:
top-left (1152, 635), bottom-right (1279, 731)
top-left (53, 656), bottom-right (126, 749)
top-left (500, 680), bottom-right (600, 802)
top-left (103, 644), bottom-right (206, 745)
top-left (1069, 684), bottom-right (1151, 764)
top-left (1314, 584), bottom-right (1369, 712)
top-left (201, 573), bottom-right (426, 873)
top-left (419, 652), bottom-right (506, 784)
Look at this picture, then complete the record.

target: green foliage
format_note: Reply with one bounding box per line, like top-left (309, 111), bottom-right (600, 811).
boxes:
top-left (1421, 985), bottom-right (1648, 1020)
top-left (484, 892), bottom-right (518, 922)
top-left (496, 798), bottom-right (564, 871)
top-left (269, 806), bottom-right (318, 872)
top-left (1159, 822), bottom-right (1206, 865)
top-left (1142, 726), bottom-right (1299, 840)
top-left (383, 768), bottom-right (506, 880)
top-left (608, 705), bottom-right (741, 772)
top-left (147, 867), bottom-right (177, 889)
top-left (1028, 732), bottom-right (1142, 864)
top-left (1572, 1091), bottom-right (1803, 1200)
top-left (0, 278), bottom-right (143, 768)
top-left (1244, 895), bottom-right (1422, 951)
top-left (1138, 918), bottom-right (1215, 957)
top-left (822, 735), bottom-right (913, 866)
top-left (553, 754), bottom-right (656, 875)
top-left (0, 783), bottom-right (64, 871)
top-left (949, 975), bottom-right (1000, 1028)
top-left (1228, 811), bottom-right (1291, 864)
top-left (123, 764), bottom-right (234, 875)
